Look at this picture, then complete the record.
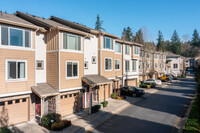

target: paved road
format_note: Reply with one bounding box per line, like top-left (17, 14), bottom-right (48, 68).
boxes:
top-left (91, 77), bottom-right (196, 133)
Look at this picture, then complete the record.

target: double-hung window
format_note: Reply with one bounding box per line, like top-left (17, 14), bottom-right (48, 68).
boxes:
top-left (115, 42), bottom-right (121, 53)
top-left (134, 46), bottom-right (139, 55)
top-left (132, 60), bottom-right (137, 71)
top-left (105, 58), bottom-right (112, 70)
top-left (154, 54), bottom-right (157, 59)
top-left (155, 63), bottom-right (157, 68)
top-left (125, 60), bottom-right (130, 71)
top-left (103, 37), bottom-right (113, 50)
top-left (115, 60), bottom-right (120, 70)
top-left (125, 45), bottom-right (130, 55)
top-left (1, 26), bottom-right (31, 48)
top-left (63, 33), bottom-right (81, 51)
top-left (7, 60), bottom-right (27, 81)
top-left (66, 61), bottom-right (79, 78)
top-left (173, 64), bottom-right (178, 69)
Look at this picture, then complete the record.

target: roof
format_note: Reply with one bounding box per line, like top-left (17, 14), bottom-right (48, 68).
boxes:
top-left (32, 83), bottom-right (59, 98)
top-left (82, 75), bottom-right (111, 87)
top-left (115, 39), bottom-right (143, 47)
top-left (0, 12), bottom-right (45, 32)
top-left (164, 51), bottom-right (180, 58)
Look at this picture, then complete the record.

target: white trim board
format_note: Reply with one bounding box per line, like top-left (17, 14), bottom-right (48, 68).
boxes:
top-left (59, 87), bottom-right (83, 92)
top-left (0, 91), bottom-right (32, 98)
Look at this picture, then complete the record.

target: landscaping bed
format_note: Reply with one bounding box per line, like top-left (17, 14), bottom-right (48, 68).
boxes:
top-left (0, 127), bottom-right (12, 133)
top-left (41, 113), bottom-right (71, 131)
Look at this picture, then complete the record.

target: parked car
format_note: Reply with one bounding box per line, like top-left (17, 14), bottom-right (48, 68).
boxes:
top-left (158, 75), bottom-right (170, 82)
top-left (120, 86), bottom-right (145, 97)
top-left (144, 78), bottom-right (162, 85)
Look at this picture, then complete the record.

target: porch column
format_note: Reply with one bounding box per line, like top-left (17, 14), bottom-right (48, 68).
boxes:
top-left (97, 86), bottom-right (99, 104)
top-left (89, 87), bottom-right (92, 114)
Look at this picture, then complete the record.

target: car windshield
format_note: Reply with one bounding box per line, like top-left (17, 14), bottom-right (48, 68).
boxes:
top-left (127, 86), bottom-right (134, 90)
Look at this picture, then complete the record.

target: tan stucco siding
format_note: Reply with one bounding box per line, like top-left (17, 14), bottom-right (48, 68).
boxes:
top-left (101, 51), bottom-right (115, 78)
top-left (60, 52), bottom-right (84, 90)
top-left (46, 30), bottom-right (59, 51)
top-left (115, 54), bottom-right (122, 77)
top-left (0, 49), bottom-right (35, 94)
top-left (46, 52), bottom-right (59, 90)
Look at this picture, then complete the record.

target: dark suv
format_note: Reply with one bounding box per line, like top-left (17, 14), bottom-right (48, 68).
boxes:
top-left (120, 86), bottom-right (145, 97)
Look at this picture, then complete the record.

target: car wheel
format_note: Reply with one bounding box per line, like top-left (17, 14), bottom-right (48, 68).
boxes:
top-left (133, 93), bottom-right (136, 97)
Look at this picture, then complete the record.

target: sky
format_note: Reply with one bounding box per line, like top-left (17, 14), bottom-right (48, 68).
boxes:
top-left (0, 0), bottom-right (200, 43)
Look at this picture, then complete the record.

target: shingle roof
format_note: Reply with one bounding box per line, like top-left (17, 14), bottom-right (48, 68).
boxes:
top-left (82, 75), bottom-right (111, 86)
top-left (165, 51), bottom-right (180, 58)
top-left (0, 12), bottom-right (37, 26)
top-left (32, 83), bottom-right (59, 98)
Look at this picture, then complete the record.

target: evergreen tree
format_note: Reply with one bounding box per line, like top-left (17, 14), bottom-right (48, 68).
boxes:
top-left (164, 40), bottom-right (171, 51)
top-left (95, 14), bottom-right (105, 31)
top-left (121, 27), bottom-right (134, 41)
top-left (157, 30), bottom-right (165, 52)
top-left (170, 30), bottom-right (181, 55)
top-left (134, 29), bottom-right (144, 44)
top-left (191, 29), bottom-right (200, 47)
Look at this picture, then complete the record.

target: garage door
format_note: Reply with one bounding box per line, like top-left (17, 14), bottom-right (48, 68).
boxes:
top-left (127, 79), bottom-right (137, 86)
top-left (0, 97), bottom-right (29, 127)
top-left (60, 93), bottom-right (79, 117)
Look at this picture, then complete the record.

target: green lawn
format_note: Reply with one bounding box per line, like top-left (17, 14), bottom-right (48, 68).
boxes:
top-left (184, 86), bottom-right (200, 133)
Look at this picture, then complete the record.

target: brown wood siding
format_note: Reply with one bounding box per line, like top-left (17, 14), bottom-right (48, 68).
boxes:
top-left (46, 52), bottom-right (59, 90)
top-left (46, 29), bottom-right (59, 51)
top-left (0, 49), bottom-right (35, 94)
top-left (60, 52), bottom-right (84, 90)
top-left (115, 54), bottom-right (122, 77)
top-left (101, 51), bottom-right (115, 78)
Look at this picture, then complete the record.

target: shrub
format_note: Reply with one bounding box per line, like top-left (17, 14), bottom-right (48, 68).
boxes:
top-left (51, 120), bottom-right (71, 131)
top-left (144, 83), bottom-right (156, 88)
top-left (111, 92), bottom-right (118, 99)
top-left (91, 105), bottom-right (101, 114)
top-left (41, 113), bottom-right (61, 129)
top-left (139, 84), bottom-right (151, 88)
top-left (101, 101), bottom-right (108, 107)
top-left (117, 96), bottom-right (122, 100)
top-left (0, 127), bottom-right (12, 133)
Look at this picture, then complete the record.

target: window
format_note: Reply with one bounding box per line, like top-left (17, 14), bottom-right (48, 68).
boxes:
top-left (132, 60), bottom-right (137, 71)
top-left (84, 61), bottom-right (88, 69)
top-left (105, 58), bottom-right (112, 70)
top-left (8, 100), bottom-right (12, 105)
top-left (92, 56), bottom-right (96, 64)
top-left (63, 33), bottom-right (81, 51)
top-left (103, 37), bottom-right (113, 50)
top-left (115, 60), bottom-right (120, 70)
top-left (0, 102), bottom-right (5, 106)
top-left (140, 51), bottom-right (143, 57)
top-left (155, 63), bottom-right (157, 68)
top-left (15, 99), bottom-right (20, 103)
top-left (115, 42), bottom-right (121, 53)
top-left (7, 60), bottom-right (26, 80)
top-left (74, 94), bottom-right (76, 97)
top-left (125, 45), bottom-right (130, 55)
top-left (173, 64), bottom-right (178, 69)
top-left (1, 26), bottom-right (31, 48)
top-left (146, 62), bottom-right (149, 68)
top-left (36, 60), bottom-right (44, 70)
top-left (146, 53), bottom-right (149, 58)
top-left (60, 96), bottom-right (63, 99)
top-left (134, 46), bottom-right (139, 54)
top-left (125, 60), bottom-right (130, 71)
top-left (154, 54), bottom-right (157, 59)
top-left (69, 94), bottom-right (72, 97)
top-left (22, 98), bottom-right (26, 102)
top-left (66, 61), bottom-right (79, 78)
top-left (65, 95), bottom-right (68, 98)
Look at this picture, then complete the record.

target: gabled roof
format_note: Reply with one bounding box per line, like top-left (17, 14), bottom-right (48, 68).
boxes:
top-left (0, 12), bottom-right (46, 32)
top-left (82, 75), bottom-right (111, 87)
top-left (164, 51), bottom-right (180, 58)
top-left (32, 83), bottom-right (59, 98)
top-left (115, 39), bottom-right (143, 47)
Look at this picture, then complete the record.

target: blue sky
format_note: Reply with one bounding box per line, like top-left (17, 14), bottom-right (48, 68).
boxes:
top-left (0, 0), bottom-right (200, 43)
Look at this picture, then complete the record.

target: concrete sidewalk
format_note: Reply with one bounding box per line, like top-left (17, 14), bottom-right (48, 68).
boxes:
top-left (10, 83), bottom-right (170, 133)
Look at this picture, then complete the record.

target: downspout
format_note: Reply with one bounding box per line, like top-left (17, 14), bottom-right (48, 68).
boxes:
top-left (58, 30), bottom-right (60, 90)
top-left (122, 42), bottom-right (124, 86)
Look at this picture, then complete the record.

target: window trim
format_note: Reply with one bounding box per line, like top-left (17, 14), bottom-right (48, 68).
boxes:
top-left (115, 42), bottom-right (121, 54)
top-left (125, 45), bottom-right (130, 55)
top-left (62, 32), bottom-right (82, 52)
top-left (0, 25), bottom-right (32, 49)
top-left (65, 61), bottom-right (79, 80)
top-left (104, 57), bottom-right (112, 71)
top-left (115, 59), bottom-right (120, 70)
top-left (125, 60), bottom-right (130, 72)
top-left (5, 59), bottom-right (27, 82)
top-left (36, 60), bottom-right (44, 70)
top-left (134, 46), bottom-right (139, 55)
top-left (103, 37), bottom-right (113, 50)
top-left (173, 63), bottom-right (178, 69)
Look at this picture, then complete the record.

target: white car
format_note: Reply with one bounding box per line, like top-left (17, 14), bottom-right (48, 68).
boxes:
top-left (144, 79), bottom-right (162, 85)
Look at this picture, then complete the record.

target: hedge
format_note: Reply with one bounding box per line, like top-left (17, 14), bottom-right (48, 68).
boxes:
top-left (101, 101), bottom-right (108, 107)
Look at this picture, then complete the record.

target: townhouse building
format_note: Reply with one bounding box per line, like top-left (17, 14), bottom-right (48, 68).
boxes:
top-left (153, 52), bottom-right (166, 79)
top-left (0, 12), bottom-right (46, 127)
top-left (0, 11), bottom-right (143, 127)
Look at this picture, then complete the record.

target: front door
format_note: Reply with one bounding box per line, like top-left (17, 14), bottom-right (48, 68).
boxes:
top-left (35, 95), bottom-right (41, 116)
